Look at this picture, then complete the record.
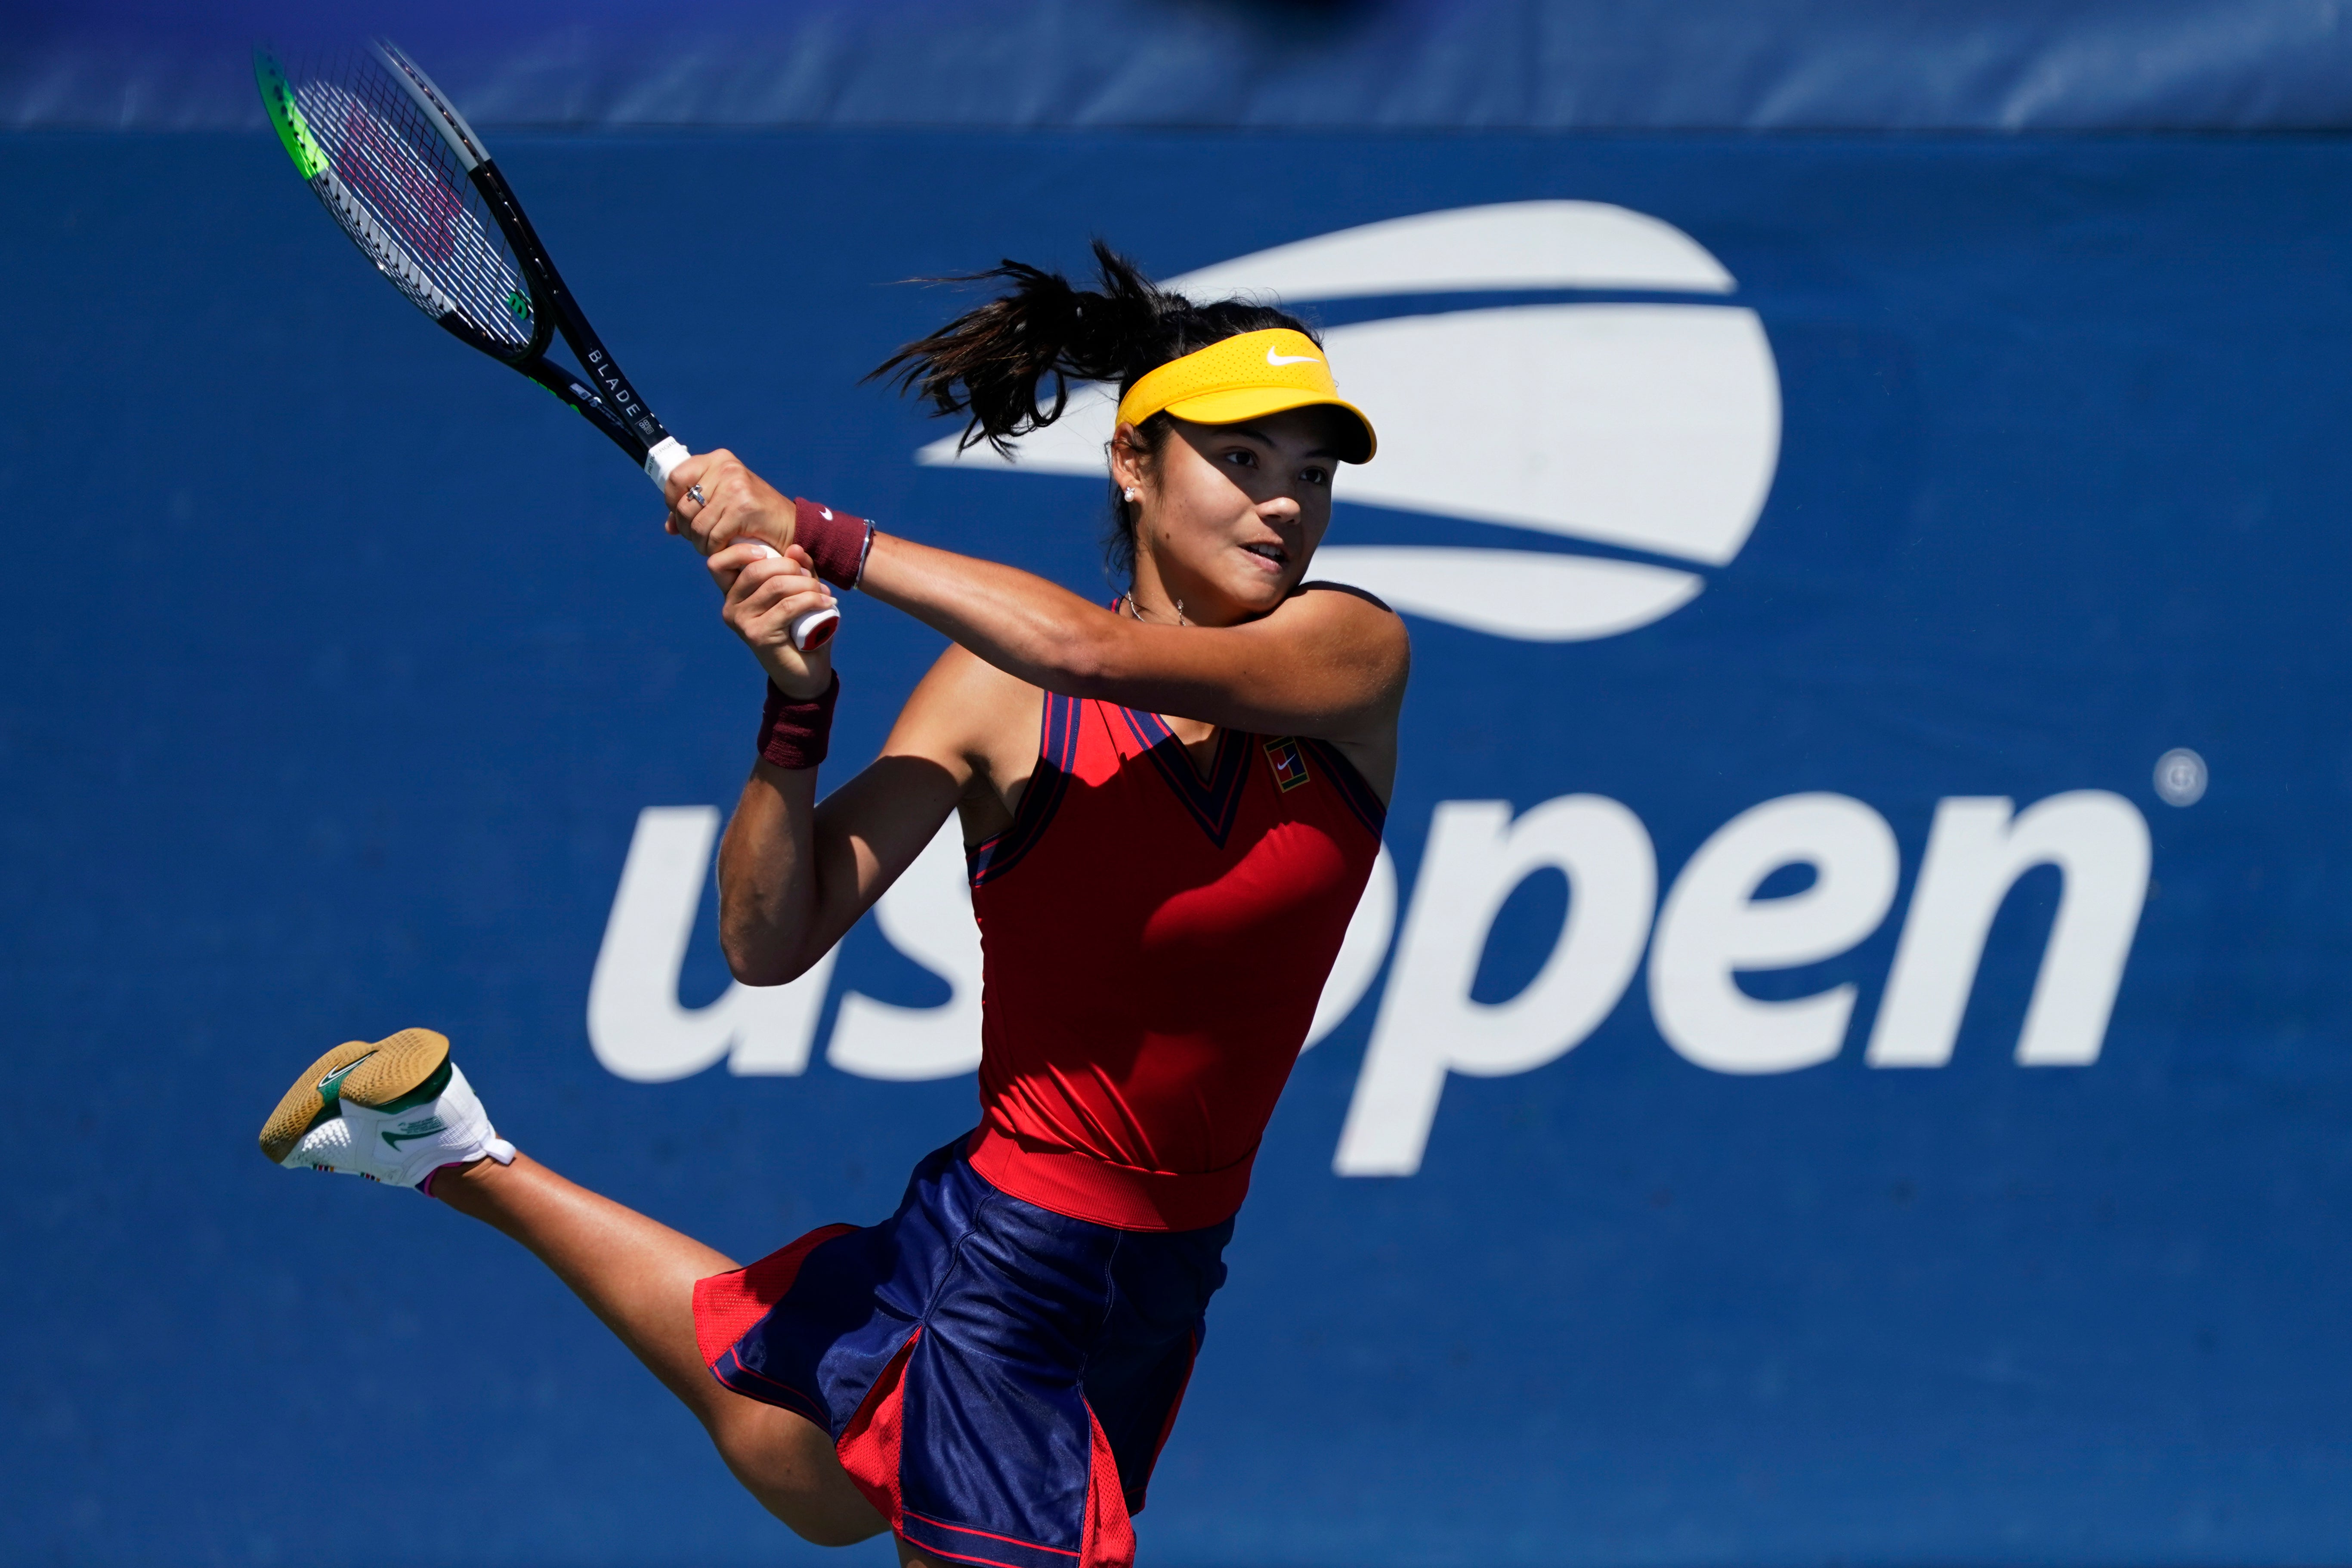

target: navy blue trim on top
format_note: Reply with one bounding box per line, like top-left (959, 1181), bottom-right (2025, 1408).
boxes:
top-left (1297, 736), bottom-right (1388, 838)
top-left (968, 692), bottom-right (1082, 888)
top-left (1117, 707), bottom-right (1253, 847)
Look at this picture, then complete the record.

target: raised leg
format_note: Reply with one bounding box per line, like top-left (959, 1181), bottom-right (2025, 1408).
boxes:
top-left (433, 1153), bottom-right (890, 1548)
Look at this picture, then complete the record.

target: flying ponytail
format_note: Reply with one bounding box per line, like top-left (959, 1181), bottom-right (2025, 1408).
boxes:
top-left (871, 241), bottom-right (1320, 580)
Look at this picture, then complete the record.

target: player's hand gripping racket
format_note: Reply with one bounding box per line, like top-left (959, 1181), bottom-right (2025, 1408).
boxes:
top-left (253, 40), bottom-right (839, 650)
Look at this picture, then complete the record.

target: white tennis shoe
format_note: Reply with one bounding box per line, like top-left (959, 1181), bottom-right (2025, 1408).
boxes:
top-left (258, 1027), bottom-right (515, 1188)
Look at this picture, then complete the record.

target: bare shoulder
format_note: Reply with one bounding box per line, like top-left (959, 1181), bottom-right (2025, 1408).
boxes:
top-left (891, 641), bottom-right (1038, 742)
top-left (1280, 581), bottom-right (1411, 680)
top-left (887, 641), bottom-right (1045, 781)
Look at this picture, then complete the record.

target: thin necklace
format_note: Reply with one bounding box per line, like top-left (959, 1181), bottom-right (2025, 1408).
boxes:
top-left (1124, 591), bottom-right (1188, 627)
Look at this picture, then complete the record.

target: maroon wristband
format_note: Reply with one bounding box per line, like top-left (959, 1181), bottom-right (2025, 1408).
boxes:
top-left (792, 497), bottom-right (875, 590)
top-left (757, 671), bottom-right (841, 770)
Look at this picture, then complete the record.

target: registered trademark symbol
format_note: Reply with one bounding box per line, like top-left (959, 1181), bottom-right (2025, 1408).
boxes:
top-left (2154, 748), bottom-right (2207, 807)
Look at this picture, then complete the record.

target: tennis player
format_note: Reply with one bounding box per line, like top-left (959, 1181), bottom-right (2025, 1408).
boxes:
top-left (257, 245), bottom-right (1404, 1568)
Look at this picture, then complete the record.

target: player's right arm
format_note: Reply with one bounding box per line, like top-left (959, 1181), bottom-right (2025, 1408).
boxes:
top-left (708, 540), bottom-right (1035, 986)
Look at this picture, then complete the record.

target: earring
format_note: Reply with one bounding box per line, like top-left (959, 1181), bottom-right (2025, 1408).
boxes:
top-left (1122, 487), bottom-right (1139, 502)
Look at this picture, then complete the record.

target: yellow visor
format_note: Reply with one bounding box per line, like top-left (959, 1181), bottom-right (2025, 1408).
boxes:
top-left (1115, 328), bottom-right (1377, 462)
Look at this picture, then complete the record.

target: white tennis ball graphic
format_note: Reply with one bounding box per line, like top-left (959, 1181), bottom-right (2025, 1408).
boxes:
top-left (920, 201), bottom-right (1783, 641)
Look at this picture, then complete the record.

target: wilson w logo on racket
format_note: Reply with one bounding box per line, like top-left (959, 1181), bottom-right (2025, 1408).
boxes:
top-left (253, 39), bottom-right (838, 650)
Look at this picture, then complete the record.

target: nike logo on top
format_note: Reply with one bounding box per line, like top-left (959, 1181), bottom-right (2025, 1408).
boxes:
top-left (1266, 347), bottom-right (1322, 366)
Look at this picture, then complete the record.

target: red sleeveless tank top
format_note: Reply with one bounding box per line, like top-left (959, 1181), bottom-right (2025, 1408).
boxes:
top-left (964, 691), bottom-right (1385, 1232)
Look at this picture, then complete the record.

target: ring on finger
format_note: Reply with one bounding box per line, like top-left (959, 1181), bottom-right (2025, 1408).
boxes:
top-left (686, 483), bottom-right (708, 509)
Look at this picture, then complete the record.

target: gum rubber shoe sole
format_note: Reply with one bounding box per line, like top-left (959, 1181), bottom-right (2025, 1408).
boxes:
top-left (258, 1027), bottom-right (451, 1166)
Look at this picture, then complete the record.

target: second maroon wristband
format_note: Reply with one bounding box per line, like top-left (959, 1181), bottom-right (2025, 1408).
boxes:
top-left (757, 671), bottom-right (841, 770)
top-left (793, 497), bottom-right (875, 590)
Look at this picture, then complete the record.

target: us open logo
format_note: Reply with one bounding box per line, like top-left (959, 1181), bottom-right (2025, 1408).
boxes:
top-left (917, 201), bottom-right (1783, 643)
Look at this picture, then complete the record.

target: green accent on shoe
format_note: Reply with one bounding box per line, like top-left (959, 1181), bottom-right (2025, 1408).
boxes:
top-left (374, 1059), bottom-right (452, 1115)
top-left (260, 1029), bottom-right (451, 1167)
top-left (254, 49), bottom-right (328, 182)
top-left (313, 1053), bottom-right (373, 1112)
top-left (383, 1115), bottom-right (449, 1150)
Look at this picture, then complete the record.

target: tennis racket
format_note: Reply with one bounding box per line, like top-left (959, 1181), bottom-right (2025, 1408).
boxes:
top-left (254, 39), bottom-right (839, 650)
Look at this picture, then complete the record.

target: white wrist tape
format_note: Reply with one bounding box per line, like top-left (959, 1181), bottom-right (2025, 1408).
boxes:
top-left (643, 437), bottom-right (691, 488)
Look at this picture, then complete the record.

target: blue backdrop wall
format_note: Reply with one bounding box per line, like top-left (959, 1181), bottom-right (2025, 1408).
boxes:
top-left (17, 0), bottom-right (2352, 130)
top-left (6, 19), bottom-right (2352, 1568)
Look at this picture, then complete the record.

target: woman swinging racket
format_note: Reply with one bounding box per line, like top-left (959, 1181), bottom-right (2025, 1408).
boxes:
top-left (256, 245), bottom-right (1404, 1568)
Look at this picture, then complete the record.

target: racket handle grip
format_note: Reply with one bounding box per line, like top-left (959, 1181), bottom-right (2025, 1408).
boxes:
top-left (748, 543), bottom-right (842, 652)
top-left (657, 441), bottom-right (841, 651)
top-left (793, 603), bottom-right (841, 650)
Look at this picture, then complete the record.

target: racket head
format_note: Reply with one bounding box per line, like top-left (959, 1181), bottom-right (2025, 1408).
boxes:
top-left (255, 45), bottom-right (543, 362)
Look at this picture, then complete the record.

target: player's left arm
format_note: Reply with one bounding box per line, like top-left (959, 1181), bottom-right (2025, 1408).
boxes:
top-left (663, 450), bottom-right (1406, 802)
top-left (661, 452), bottom-right (1406, 739)
top-left (864, 532), bottom-right (1408, 744)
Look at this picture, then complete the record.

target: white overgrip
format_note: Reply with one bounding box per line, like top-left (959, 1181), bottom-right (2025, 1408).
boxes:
top-left (747, 543), bottom-right (843, 652)
top-left (792, 603), bottom-right (843, 650)
top-left (643, 437), bottom-right (691, 488)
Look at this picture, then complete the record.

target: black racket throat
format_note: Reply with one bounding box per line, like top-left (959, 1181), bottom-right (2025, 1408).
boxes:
top-left (448, 158), bottom-right (671, 467)
top-left (260, 41), bottom-right (836, 647)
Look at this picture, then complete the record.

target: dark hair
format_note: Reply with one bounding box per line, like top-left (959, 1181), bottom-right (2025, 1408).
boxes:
top-left (870, 240), bottom-right (1318, 583)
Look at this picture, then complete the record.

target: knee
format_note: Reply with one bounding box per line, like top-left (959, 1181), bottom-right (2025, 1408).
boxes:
top-left (760, 1489), bottom-right (889, 1550)
top-left (785, 1512), bottom-right (890, 1550)
top-left (707, 1400), bottom-right (886, 1547)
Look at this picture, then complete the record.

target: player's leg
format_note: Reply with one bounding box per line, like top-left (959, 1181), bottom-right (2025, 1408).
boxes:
top-left (432, 1153), bottom-right (887, 1546)
top-left (261, 1030), bottom-right (884, 1546)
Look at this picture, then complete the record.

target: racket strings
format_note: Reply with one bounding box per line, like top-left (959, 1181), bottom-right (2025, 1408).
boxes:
top-left (291, 49), bottom-right (533, 355)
